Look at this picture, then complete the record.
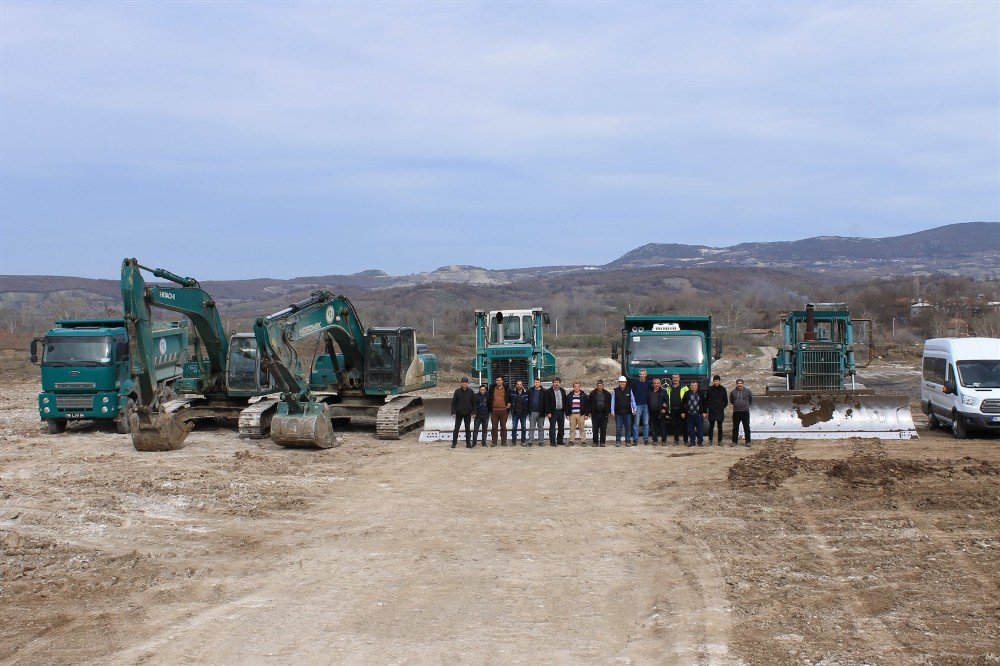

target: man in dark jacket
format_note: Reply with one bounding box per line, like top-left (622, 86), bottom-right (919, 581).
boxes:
top-left (526, 378), bottom-right (546, 446)
top-left (611, 376), bottom-right (636, 446)
top-left (510, 379), bottom-right (530, 446)
top-left (705, 375), bottom-right (729, 446)
top-left (543, 376), bottom-right (568, 446)
top-left (450, 377), bottom-right (476, 448)
top-left (648, 378), bottom-right (670, 445)
top-left (588, 379), bottom-right (611, 446)
top-left (472, 383), bottom-right (490, 447)
top-left (729, 378), bottom-right (753, 447)
top-left (680, 380), bottom-right (707, 447)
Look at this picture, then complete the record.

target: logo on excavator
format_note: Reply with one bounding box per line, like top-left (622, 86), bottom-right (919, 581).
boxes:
top-left (159, 291), bottom-right (176, 300)
top-left (325, 305), bottom-right (334, 324)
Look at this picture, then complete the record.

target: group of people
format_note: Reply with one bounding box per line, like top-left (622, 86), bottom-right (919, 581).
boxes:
top-left (448, 370), bottom-right (753, 448)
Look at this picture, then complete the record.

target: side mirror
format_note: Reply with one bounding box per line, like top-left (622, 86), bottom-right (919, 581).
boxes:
top-left (713, 337), bottom-right (722, 361)
top-left (30, 338), bottom-right (41, 364)
top-left (543, 313), bottom-right (551, 325)
top-left (495, 312), bottom-right (504, 324)
top-left (611, 341), bottom-right (619, 360)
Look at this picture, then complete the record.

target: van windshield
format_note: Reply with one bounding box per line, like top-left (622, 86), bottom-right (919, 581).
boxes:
top-left (42, 336), bottom-right (112, 366)
top-left (956, 360), bottom-right (1000, 388)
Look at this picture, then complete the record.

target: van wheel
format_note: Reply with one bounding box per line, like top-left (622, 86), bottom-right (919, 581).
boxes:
top-left (46, 419), bottom-right (67, 434)
top-left (116, 397), bottom-right (136, 434)
top-left (927, 412), bottom-right (940, 430)
top-left (951, 413), bottom-right (967, 440)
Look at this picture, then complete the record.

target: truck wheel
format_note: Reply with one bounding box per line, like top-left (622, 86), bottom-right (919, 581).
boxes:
top-left (116, 397), bottom-right (136, 434)
top-left (46, 419), bottom-right (67, 434)
top-left (951, 412), bottom-right (967, 440)
top-left (927, 412), bottom-right (940, 430)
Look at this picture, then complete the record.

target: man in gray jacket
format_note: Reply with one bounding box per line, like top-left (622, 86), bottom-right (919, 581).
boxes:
top-left (729, 378), bottom-right (753, 447)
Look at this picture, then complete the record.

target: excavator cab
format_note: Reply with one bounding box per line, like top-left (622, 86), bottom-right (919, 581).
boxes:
top-left (364, 327), bottom-right (414, 393)
top-left (226, 333), bottom-right (272, 394)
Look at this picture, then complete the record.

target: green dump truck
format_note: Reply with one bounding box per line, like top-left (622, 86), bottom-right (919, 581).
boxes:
top-left (31, 318), bottom-right (188, 434)
top-left (612, 315), bottom-right (720, 386)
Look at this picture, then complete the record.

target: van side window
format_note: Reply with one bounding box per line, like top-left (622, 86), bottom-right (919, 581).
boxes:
top-left (922, 357), bottom-right (947, 384)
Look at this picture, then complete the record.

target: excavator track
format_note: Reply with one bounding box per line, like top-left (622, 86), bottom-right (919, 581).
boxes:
top-left (237, 397), bottom-right (280, 439)
top-left (375, 396), bottom-right (424, 440)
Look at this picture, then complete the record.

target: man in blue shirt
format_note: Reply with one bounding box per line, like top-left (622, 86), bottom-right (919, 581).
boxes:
top-left (630, 368), bottom-right (652, 444)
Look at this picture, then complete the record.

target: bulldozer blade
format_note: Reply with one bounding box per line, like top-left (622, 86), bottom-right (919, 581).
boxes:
top-left (751, 391), bottom-right (917, 440)
top-left (419, 397), bottom-right (460, 442)
top-left (270, 404), bottom-right (339, 449)
top-left (128, 410), bottom-right (194, 451)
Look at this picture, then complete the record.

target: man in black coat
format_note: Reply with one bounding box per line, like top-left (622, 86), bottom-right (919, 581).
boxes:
top-left (543, 376), bottom-right (568, 446)
top-left (450, 377), bottom-right (476, 448)
top-left (705, 374), bottom-right (729, 446)
top-left (588, 379), bottom-right (612, 446)
top-left (648, 378), bottom-right (670, 445)
top-left (472, 384), bottom-right (491, 447)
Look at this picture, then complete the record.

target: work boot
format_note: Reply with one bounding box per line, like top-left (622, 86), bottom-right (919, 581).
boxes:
top-left (615, 441), bottom-right (621, 447)
top-left (451, 443), bottom-right (456, 449)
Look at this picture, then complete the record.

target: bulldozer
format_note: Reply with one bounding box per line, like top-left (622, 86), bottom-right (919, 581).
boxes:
top-left (253, 290), bottom-right (438, 447)
top-left (753, 304), bottom-right (917, 440)
top-left (121, 258), bottom-right (279, 451)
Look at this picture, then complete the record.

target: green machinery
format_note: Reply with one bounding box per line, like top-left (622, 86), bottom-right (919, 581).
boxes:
top-left (612, 314), bottom-right (721, 386)
top-left (121, 258), bottom-right (279, 451)
top-left (31, 318), bottom-right (187, 434)
top-left (253, 291), bottom-right (438, 447)
top-left (756, 303), bottom-right (916, 439)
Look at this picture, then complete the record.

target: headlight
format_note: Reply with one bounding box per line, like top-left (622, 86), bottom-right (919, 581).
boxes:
top-left (961, 395), bottom-right (979, 406)
top-left (42, 397), bottom-right (49, 404)
top-left (101, 406), bottom-right (108, 413)
top-left (102, 396), bottom-right (109, 403)
top-left (43, 407), bottom-right (50, 413)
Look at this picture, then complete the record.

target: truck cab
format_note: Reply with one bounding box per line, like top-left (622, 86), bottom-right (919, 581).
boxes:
top-left (613, 315), bottom-right (719, 387)
top-left (32, 319), bottom-right (186, 434)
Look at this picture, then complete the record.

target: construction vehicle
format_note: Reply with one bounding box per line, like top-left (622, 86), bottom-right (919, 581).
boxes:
top-left (121, 258), bottom-right (279, 451)
top-left (754, 303), bottom-right (917, 439)
top-left (31, 318), bottom-right (187, 434)
top-left (419, 308), bottom-right (556, 440)
top-left (613, 314), bottom-right (721, 385)
top-left (253, 291), bottom-right (438, 447)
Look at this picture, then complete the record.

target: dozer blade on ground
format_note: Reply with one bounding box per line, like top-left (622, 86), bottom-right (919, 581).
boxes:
top-left (419, 397), bottom-right (458, 442)
top-left (128, 409), bottom-right (194, 451)
top-left (270, 403), bottom-right (338, 449)
top-left (751, 390), bottom-right (917, 440)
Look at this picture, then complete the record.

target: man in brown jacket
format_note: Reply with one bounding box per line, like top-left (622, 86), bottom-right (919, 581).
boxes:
top-left (487, 376), bottom-right (511, 446)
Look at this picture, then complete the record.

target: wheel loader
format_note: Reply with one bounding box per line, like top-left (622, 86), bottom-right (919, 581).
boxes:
top-left (753, 304), bottom-right (917, 440)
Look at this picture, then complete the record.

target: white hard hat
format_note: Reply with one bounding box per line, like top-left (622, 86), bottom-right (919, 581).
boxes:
top-left (618, 375), bottom-right (627, 382)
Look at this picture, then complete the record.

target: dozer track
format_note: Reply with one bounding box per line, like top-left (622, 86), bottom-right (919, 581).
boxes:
top-left (375, 396), bottom-right (424, 440)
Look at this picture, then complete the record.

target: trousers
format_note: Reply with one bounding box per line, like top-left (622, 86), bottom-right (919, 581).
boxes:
top-left (511, 413), bottom-right (527, 442)
top-left (591, 413), bottom-right (608, 444)
top-left (633, 404), bottom-right (649, 441)
top-left (707, 417), bottom-right (724, 443)
top-left (671, 410), bottom-right (686, 442)
top-left (473, 414), bottom-right (488, 445)
top-left (615, 413), bottom-right (633, 443)
top-left (490, 408), bottom-right (508, 444)
top-left (568, 413), bottom-right (586, 442)
top-left (452, 414), bottom-right (471, 445)
top-left (732, 410), bottom-right (751, 444)
top-left (686, 413), bottom-right (704, 445)
top-left (549, 411), bottom-right (565, 444)
top-left (650, 409), bottom-right (668, 441)
top-left (528, 412), bottom-right (545, 442)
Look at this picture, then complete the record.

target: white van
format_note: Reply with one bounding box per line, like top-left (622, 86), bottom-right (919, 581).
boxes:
top-left (921, 337), bottom-right (1000, 438)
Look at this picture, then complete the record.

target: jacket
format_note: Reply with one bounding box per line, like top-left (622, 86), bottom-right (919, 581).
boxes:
top-left (589, 388), bottom-right (612, 416)
top-left (451, 386), bottom-right (476, 416)
top-left (706, 385), bottom-right (728, 420)
top-left (486, 385), bottom-right (510, 412)
top-left (668, 384), bottom-right (688, 412)
top-left (527, 386), bottom-right (545, 414)
top-left (681, 390), bottom-right (706, 417)
top-left (566, 390), bottom-right (589, 415)
top-left (611, 386), bottom-right (636, 415)
top-left (510, 388), bottom-right (530, 416)
top-left (473, 391), bottom-right (491, 416)
top-left (648, 387), bottom-right (670, 414)
top-left (630, 378), bottom-right (652, 406)
top-left (730, 387), bottom-right (754, 412)
top-left (543, 386), bottom-right (568, 419)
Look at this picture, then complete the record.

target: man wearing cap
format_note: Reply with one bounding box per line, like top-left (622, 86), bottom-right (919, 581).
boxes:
top-left (543, 376), bottom-right (568, 446)
top-left (510, 379), bottom-right (530, 446)
top-left (450, 377), bottom-right (476, 448)
top-left (588, 379), bottom-right (612, 446)
top-left (611, 376), bottom-right (636, 446)
top-left (526, 377), bottom-right (546, 446)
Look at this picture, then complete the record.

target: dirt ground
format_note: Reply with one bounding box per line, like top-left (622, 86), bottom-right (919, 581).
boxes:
top-left (2, 353), bottom-right (999, 664)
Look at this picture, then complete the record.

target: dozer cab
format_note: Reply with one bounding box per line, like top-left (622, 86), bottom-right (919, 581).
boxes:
top-left (754, 304), bottom-right (917, 440)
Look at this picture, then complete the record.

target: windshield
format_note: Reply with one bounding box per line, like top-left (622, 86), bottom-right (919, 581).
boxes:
top-left (628, 335), bottom-right (704, 368)
top-left (502, 317), bottom-right (521, 341)
top-left (957, 360), bottom-right (1000, 389)
top-left (42, 336), bottom-right (112, 366)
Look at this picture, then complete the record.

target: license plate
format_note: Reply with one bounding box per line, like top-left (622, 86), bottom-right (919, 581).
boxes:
top-left (65, 413), bottom-right (86, 419)
top-left (992, 416), bottom-right (1000, 423)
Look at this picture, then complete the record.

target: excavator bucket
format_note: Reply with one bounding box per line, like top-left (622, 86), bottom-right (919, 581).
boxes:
top-left (419, 397), bottom-right (460, 442)
top-left (751, 391), bottom-right (917, 440)
top-left (128, 409), bottom-right (194, 451)
top-left (270, 402), bottom-right (338, 449)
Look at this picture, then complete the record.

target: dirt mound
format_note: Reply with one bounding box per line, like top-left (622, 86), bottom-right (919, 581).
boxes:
top-left (727, 440), bottom-right (804, 489)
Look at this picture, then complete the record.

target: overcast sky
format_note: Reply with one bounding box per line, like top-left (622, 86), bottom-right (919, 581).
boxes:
top-left (1, 1), bottom-right (997, 280)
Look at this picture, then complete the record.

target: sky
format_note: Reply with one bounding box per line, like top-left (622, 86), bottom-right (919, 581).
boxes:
top-left (1, 1), bottom-right (998, 280)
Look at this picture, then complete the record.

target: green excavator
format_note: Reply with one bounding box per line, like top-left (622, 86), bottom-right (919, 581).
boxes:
top-left (121, 258), bottom-right (279, 451)
top-left (254, 291), bottom-right (438, 447)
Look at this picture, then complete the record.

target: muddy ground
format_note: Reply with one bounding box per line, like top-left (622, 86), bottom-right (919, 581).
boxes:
top-left (2, 353), bottom-right (999, 664)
